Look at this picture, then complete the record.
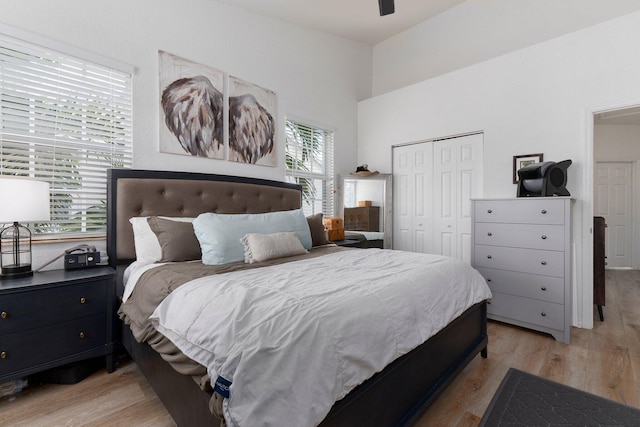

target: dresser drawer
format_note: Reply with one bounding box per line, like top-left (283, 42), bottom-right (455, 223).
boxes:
top-left (488, 292), bottom-right (564, 330)
top-left (474, 223), bottom-right (564, 251)
top-left (0, 280), bottom-right (106, 335)
top-left (474, 245), bottom-right (564, 277)
top-left (476, 267), bottom-right (564, 304)
top-left (0, 313), bottom-right (106, 376)
top-left (474, 199), bottom-right (565, 224)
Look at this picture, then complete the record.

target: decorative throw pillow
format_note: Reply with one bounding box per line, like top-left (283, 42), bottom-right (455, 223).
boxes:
top-left (307, 213), bottom-right (330, 247)
top-left (147, 216), bottom-right (201, 262)
top-left (241, 232), bottom-right (307, 263)
top-left (129, 216), bottom-right (195, 262)
top-left (193, 209), bottom-right (312, 265)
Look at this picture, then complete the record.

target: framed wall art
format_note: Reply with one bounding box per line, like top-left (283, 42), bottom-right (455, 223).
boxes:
top-left (513, 153), bottom-right (543, 184)
top-left (158, 51), bottom-right (225, 160)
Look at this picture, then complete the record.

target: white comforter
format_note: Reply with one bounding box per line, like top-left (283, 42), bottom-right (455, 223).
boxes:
top-left (149, 249), bottom-right (491, 427)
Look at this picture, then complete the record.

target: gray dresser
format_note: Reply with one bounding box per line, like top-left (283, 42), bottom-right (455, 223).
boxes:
top-left (471, 197), bottom-right (572, 343)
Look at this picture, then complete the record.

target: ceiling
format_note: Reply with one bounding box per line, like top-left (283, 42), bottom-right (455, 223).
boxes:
top-left (212, 0), bottom-right (466, 45)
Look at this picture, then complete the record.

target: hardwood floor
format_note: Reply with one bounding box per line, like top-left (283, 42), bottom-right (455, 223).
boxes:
top-left (2, 269), bottom-right (639, 426)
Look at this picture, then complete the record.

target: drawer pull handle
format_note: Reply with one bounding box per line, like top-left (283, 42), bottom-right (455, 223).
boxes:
top-left (487, 232), bottom-right (492, 236)
top-left (486, 278), bottom-right (492, 282)
top-left (541, 312), bottom-right (547, 317)
top-left (541, 286), bottom-right (547, 291)
top-left (79, 332), bottom-right (86, 339)
top-left (487, 255), bottom-right (492, 259)
top-left (541, 261), bottom-right (547, 265)
top-left (487, 209), bottom-right (492, 213)
top-left (1, 311), bottom-right (7, 319)
top-left (541, 235), bottom-right (547, 240)
top-left (541, 209), bottom-right (547, 214)
top-left (80, 297), bottom-right (86, 304)
top-left (1, 351), bottom-right (6, 359)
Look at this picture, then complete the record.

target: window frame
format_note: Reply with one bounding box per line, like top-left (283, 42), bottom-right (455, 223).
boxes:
top-left (284, 115), bottom-right (335, 217)
top-left (0, 24), bottom-right (133, 240)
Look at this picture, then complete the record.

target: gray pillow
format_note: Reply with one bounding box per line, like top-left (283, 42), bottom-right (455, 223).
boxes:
top-left (307, 213), bottom-right (329, 247)
top-left (147, 216), bottom-right (201, 262)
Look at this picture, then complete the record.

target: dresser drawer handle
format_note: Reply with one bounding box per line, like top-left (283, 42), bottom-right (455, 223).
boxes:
top-left (541, 209), bottom-right (547, 214)
top-left (79, 332), bottom-right (86, 339)
top-left (541, 235), bottom-right (547, 240)
top-left (541, 312), bottom-right (547, 317)
top-left (541, 261), bottom-right (547, 265)
top-left (80, 297), bottom-right (86, 304)
top-left (487, 255), bottom-right (492, 259)
top-left (487, 232), bottom-right (492, 236)
top-left (1, 351), bottom-right (6, 359)
top-left (541, 286), bottom-right (547, 291)
top-left (1, 311), bottom-right (7, 319)
top-left (486, 278), bottom-right (492, 282)
top-left (487, 209), bottom-right (492, 213)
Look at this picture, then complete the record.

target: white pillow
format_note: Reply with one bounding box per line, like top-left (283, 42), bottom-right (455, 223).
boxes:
top-left (129, 216), bottom-right (195, 262)
top-left (242, 232), bottom-right (308, 263)
top-left (193, 209), bottom-right (312, 265)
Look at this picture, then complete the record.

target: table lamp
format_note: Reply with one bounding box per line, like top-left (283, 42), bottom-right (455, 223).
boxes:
top-left (0, 178), bottom-right (51, 278)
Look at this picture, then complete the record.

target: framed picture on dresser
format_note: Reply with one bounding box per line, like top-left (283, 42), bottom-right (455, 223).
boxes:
top-left (513, 153), bottom-right (543, 184)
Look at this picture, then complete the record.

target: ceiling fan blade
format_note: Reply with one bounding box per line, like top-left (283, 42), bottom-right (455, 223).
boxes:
top-left (378, 0), bottom-right (395, 16)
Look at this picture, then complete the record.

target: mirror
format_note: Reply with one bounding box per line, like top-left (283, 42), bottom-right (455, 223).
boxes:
top-left (336, 173), bottom-right (392, 249)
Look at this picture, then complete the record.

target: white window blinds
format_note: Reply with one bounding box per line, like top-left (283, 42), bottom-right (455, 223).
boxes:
top-left (0, 30), bottom-right (133, 237)
top-left (285, 119), bottom-right (334, 216)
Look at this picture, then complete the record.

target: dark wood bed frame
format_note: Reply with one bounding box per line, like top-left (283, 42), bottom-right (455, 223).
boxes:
top-left (107, 168), bottom-right (488, 427)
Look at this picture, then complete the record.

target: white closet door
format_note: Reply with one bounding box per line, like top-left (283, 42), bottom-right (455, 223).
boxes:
top-left (594, 162), bottom-right (633, 268)
top-left (394, 134), bottom-right (483, 260)
top-left (433, 134), bottom-right (483, 263)
top-left (393, 143), bottom-right (433, 253)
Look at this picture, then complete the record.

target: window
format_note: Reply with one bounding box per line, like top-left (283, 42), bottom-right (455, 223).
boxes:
top-left (0, 27), bottom-right (133, 237)
top-left (285, 118), bottom-right (334, 216)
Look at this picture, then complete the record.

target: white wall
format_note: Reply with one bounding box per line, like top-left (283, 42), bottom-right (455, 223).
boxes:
top-left (0, 0), bottom-right (372, 269)
top-left (358, 10), bottom-right (640, 329)
top-left (594, 124), bottom-right (640, 161)
top-left (372, 0), bottom-right (640, 96)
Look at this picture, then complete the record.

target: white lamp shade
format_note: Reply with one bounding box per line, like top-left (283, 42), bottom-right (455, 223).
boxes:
top-left (0, 178), bottom-right (51, 223)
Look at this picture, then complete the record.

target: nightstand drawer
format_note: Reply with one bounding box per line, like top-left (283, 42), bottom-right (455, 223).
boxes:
top-left (474, 199), bottom-right (565, 224)
top-left (474, 244), bottom-right (564, 277)
top-left (0, 280), bottom-right (106, 334)
top-left (0, 313), bottom-right (106, 376)
top-left (474, 223), bottom-right (565, 251)
top-left (476, 267), bottom-right (564, 304)
top-left (488, 292), bottom-right (564, 330)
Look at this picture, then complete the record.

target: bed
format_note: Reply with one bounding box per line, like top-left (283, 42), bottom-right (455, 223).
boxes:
top-left (107, 168), bottom-right (490, 427)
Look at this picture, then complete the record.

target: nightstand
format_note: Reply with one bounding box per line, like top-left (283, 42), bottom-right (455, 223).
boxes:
top-left (0, 267), bottom-right (117, 383)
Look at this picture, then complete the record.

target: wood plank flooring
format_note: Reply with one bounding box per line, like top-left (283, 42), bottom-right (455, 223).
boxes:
top-left (2, 269), bottom-right (639, 426)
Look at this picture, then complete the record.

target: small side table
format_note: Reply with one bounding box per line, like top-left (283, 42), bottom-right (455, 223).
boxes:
top-left (0, 267), bottom-right (117, 383)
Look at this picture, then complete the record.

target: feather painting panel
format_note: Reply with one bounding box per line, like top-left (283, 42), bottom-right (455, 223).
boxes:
top-left (159, 51), bottom-right (224, 159)
top-left (228, 76), bottom-right (277, 166)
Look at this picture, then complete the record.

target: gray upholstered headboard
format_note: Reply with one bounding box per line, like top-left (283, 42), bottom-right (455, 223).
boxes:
top-left (107, 169), bottom-right (302, 266)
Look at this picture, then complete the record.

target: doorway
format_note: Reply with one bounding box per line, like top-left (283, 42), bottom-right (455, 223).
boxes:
top-left (593, 107), bottom-right (640, 270)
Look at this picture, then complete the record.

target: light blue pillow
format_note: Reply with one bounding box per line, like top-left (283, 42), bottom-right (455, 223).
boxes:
top-left (193, 209), bottom-right (312, 265)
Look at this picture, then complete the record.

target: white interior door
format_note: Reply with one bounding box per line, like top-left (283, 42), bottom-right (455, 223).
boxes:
top-left (594, 162), bottom-right (633, 268)
top-left (433, 134), bottom-right (483, 263)
top-left (393, 133), bottom-right (483, 261)
top-left (393, 143), bottom-right (433, 252)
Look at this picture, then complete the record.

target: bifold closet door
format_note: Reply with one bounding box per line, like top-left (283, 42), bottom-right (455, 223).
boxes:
top-left (433, 133), bottom-right (483, 263)
top-left (393, 133), bottom-right (483, 262)
top-left (393, 142), bottom-right (433, 253)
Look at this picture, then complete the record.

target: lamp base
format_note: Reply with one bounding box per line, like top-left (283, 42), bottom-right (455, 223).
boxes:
top-left (1, 263), bottom-right (34, 279)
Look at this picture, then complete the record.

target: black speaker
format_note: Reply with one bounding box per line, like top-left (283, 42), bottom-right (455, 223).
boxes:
top-left (517, 160), bottom-right (572, 197)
